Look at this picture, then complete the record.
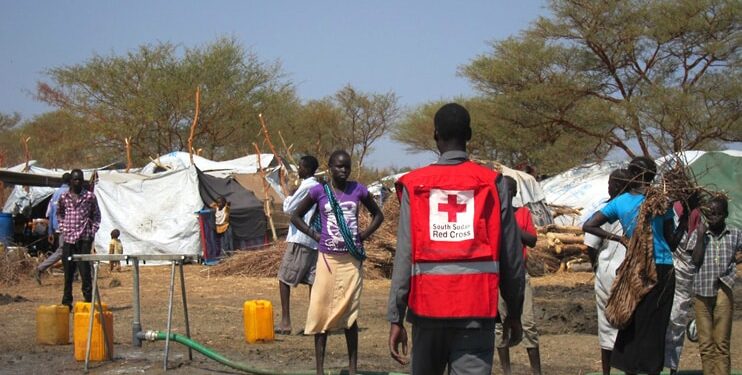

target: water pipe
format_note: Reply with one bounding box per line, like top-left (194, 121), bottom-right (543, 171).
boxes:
top-left (137, 330), bottom-right (407, 375)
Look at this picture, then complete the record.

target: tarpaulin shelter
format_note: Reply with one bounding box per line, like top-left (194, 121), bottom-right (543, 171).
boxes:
top-left (197, 169), bottom-right (268, 250)
top-left (541, 150), bottom-right (741, 226)
top-left (0, 151), bottom-right (288, 259)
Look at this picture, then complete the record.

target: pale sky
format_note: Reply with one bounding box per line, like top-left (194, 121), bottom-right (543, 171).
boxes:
top-left (0, 1), bottom-right (549, 169)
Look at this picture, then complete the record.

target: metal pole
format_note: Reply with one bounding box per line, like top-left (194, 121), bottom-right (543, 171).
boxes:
top-left (163, 260), bottom-right (176, 370)
top-left (95, 282), bottom-right (112, 361)
top-left (132, 258), bottom-right (142, 347)
top-left (179, 260), bottom-right (193, 360)
top-left (84, 261), bottom-right (99, 372)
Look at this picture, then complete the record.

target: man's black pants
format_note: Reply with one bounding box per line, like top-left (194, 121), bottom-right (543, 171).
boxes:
top-left (61, 239), bottom-right (93, 307)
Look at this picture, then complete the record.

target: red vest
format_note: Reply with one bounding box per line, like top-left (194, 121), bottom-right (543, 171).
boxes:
top-left (396, 161), bottom-right (502, 319)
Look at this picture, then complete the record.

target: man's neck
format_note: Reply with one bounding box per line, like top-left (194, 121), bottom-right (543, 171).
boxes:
top-left (709, 223), bottom-right (726, 237)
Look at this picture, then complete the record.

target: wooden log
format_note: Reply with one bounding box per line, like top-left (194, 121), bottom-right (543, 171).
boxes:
top-left (537, 224), bottom-right (584, 235)
top-left (545, 232), bottom-right (584, 245)
top-left (551, 206), bottom-right (582, 218)
top-left (544, 243), bottom-right (588, 256)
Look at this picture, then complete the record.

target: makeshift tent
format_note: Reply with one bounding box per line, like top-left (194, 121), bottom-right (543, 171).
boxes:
top-left (93, 167), bottom-right (203, 256)
top-left (540, 161), bottom-right (627, 225)
top-left (1, 152), bottom-right (286, 258)
top-left (541, 150), bottom-right (741, 226)
top-left (197, 169), bottom-right (268, 249)
top-left (142, 152), bottom-right (276, 177)
top-left (687, 151), bottom-right (742, 228)
top-left (1, 161), bottom-right (65, 215)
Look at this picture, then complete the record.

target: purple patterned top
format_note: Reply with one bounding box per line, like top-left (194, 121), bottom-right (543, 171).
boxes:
top-left (57, 189), bottom-right (101, 244)
top-left (308, 182), bottom-right (369, 254)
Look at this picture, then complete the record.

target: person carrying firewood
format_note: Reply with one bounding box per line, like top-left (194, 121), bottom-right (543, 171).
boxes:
top-left (583, 157), bottom-right (689, 375)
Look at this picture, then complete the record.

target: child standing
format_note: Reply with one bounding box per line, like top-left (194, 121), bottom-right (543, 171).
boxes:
top-left (109, 229), bottom-right (123, 272)
top-left (687, 195), bottom-right (741, 374)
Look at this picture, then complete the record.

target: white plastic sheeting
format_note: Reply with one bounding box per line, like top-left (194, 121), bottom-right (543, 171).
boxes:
top-left (541, 150), bottom-right (742, 225)
top-left (368, 164), bottom-right (546, 208)
top-left (541, 161), bottom-right (627, 225)
top-left (141, 151), bottom-right (275, 178)
top-left (93, 167), bottom-right (203, 257)
top-left (2, 161), bottom-right (65, 214)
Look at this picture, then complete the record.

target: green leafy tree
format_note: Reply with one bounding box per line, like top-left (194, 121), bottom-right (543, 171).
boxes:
top-left (20, 111), bottom-right (104, 169)
top-left (277, 85), bottom-right (400, 175)
top-left (0, 112), bottom-right (22, 166)
top-left (460, 0), bottom-right (741, 168)
top-left (334, 85), bottom-right (401, 174)
top-left (36, 37), bottom-right (296, 165)
top-left (393, 97), bottom-right (600, 173)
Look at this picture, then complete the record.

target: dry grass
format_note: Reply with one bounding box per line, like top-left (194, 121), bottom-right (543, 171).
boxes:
top-left (0, 246), bottom-right (37, 286)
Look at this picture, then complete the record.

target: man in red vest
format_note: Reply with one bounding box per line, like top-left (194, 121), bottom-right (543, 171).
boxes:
top-left (388, 103), bottom-right (525, 374)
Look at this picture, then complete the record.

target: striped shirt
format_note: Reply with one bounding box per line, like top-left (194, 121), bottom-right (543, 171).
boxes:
top-left (57, 189), bottom-right (101, 244)
top-left (687, 227), bottom-right (742, 297)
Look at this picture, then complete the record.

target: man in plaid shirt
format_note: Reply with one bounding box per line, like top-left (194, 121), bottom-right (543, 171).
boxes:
top-left (57, 168), bottom-right (101, 311)
top-left (686, 195), bottom-right (741, 374)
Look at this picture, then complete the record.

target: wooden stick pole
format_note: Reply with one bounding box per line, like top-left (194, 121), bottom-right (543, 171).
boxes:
top-left (187, 87), bottom-right (201, 166)
top-left (253, 143), bottom-right (277, 242)
top-left (124, 137), bottom-right (133, 173)
top-left (21, 136), bottom-right (31, 172)
top-left (278, 130), bottom-right (298, 166)
top-left (257, 114), bottom-right (289, 195)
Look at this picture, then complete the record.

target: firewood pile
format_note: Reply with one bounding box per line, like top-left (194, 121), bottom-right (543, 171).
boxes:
top-left (209, 242), bottom-right (285, 278)
top-left (215, 194), bottom-right (593, 279)
top-left (529, 224), bottom-right (590, 275)
top-left (211, 194), bottom-right (400, 280)
top-left (360, 195), bottom-right (399, 279)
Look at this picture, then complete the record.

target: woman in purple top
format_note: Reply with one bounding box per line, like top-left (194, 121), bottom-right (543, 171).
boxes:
top-left (290, 150), bottom-right (384, 375)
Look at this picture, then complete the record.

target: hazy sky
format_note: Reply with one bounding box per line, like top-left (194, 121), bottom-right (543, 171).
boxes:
top-left (0, 1), bottom-right (549, 169)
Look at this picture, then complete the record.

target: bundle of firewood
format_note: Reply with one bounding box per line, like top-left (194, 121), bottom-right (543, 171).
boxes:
top-left (529, 224), bottom-right (589, 274)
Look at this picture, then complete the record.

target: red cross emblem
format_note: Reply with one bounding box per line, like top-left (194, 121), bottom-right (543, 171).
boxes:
top-left (438, 194), bottom-right (467, 222)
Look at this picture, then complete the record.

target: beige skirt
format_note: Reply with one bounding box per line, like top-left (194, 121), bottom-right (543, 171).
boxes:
top-left (304, 252), bottom-right (363, 334)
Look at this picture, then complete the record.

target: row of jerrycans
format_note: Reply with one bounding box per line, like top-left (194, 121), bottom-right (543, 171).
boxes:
top-left (37, 300), bottom-right (275, 354)
top-left (36, 302), bottom-right (113, 361)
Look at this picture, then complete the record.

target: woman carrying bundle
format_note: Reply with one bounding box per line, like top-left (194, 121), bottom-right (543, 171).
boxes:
top-left (583, 156), bottom-right (688, 375)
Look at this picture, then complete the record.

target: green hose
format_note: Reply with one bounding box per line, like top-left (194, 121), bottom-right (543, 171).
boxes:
top-left (147, 330), bottom-right (407, 375)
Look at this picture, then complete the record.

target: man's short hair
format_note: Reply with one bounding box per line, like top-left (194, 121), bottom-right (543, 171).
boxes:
top-left (61, 172), bottom-right (71, 184)
top-left (434, 103), bottom-right (472, 142)
top-left (300, 155), bottom-right (319, 175)
top-left (70, 169), bottom-right (84, 180)
top-left (328, 149), bottom-right (350, 165)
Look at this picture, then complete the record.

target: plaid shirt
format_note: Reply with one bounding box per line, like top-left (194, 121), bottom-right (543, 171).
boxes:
top-left (688, 226), bottom-right (742, 297)
top-left (56, 189), bottom-right (101, 244)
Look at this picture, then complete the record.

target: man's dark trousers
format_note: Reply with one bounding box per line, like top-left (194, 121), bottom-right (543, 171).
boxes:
top-left (61, 239), bottom-right (93, 307)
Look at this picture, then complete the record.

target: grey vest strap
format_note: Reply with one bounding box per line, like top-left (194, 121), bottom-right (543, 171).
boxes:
top-left (412, 260), bottom-right (499, 276)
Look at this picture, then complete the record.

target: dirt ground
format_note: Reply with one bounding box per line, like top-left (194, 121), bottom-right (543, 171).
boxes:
top-left (1, 263), bottom-right (741, 375)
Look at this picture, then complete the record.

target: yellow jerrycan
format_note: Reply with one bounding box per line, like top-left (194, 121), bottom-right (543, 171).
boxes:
top-left (73, 302), bottom-right (113, 361)
top-left (36, 305), bottom-right (69, 345)
top-left (243, 300), bottom-right (274, 343)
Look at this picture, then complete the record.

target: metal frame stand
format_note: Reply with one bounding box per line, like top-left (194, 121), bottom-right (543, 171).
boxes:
top-left (72, 254), bottom-right (197, 372)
